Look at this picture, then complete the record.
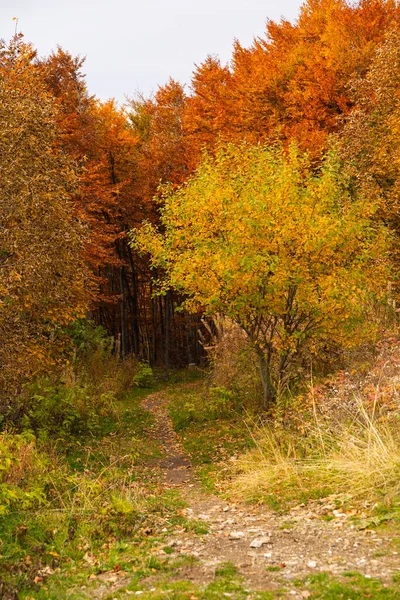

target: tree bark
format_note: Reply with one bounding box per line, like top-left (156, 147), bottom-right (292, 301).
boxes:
top-left (257, 350), bottom-right (276, 411)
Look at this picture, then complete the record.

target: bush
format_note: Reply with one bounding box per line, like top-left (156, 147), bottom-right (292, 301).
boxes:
top-left (67, 319), bottom-right (112, 357)
top-left (207, 316), bottom-right (263, 410)
top-left (0, 432), bottom-right (50, 515)
top-left (19, 320), bottom-right (152, 441)
top-left (22, 378), bottom-right (115, 440)
top-left (134, 362), bottom-right (155, 388)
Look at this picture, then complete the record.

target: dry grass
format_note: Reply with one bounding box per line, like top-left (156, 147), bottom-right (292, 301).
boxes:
top-left (229, 396), bottom-right (400, 507)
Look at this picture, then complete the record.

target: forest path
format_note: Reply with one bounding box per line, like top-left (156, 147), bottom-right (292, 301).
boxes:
top-left (133, 387), bottom-right (400, 598)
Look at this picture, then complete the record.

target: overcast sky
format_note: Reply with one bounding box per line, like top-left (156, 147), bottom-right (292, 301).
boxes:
top-left (2, 0), bottom-right (302, 103)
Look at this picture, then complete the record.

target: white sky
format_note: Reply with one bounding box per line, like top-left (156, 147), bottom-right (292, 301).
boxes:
top-left (1, 0), bottom-right (302, 103)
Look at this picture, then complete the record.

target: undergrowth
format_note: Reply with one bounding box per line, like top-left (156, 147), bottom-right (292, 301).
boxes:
top-left (2, 321), bottom-right (400, 597)
top-left (18, 321), bottom-right (152, 443)
top-left (0, 322), bottom-right (169, 597)
top-left (165, 336), bottom-right (400, 522)
top-left (0, 382), bottom-right (173, 596)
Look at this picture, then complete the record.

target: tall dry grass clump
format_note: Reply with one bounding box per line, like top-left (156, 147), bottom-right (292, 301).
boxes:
top-left (229, 393), bottom-right (400, 508)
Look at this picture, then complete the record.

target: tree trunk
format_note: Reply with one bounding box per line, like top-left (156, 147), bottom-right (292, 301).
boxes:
top-left (119, 266), bottom-right (127, 358)
top-left (164, 291), bottom-right (170, 372)
top-left (257, 350), bottom-right (276, 411)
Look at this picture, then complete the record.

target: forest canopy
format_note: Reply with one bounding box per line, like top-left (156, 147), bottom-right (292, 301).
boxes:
top-left (1, 0), bottom-right (400, 409)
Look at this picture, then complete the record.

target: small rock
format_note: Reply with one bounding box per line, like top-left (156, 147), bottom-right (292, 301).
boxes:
top-left (307, 560), bottom-right (317, 568)
top-left (221, 519), bottom-right (237, 527)
top-left (229, 531), bottom-right (245, 540)
top-left (250, 536), bottom-right (271, 548)
top-left (198, 513), bottom-right (210, 521)
top-left (333, 510), bottom-right (347, 518)
top-left (284, 572), bottom-right (294, 580)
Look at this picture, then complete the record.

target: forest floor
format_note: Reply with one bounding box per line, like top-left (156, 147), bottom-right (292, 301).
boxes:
top-left (78, 381), bottom-right (400, 599)
top-left (5, 377), bottom-right (400, 599)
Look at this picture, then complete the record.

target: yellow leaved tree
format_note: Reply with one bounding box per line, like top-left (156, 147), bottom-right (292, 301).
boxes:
top-left (133, 143), bottom-right (390, 408)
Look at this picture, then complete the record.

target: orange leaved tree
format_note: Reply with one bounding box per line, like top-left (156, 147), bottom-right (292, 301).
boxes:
top-left (341, 28), bottom-right (400, 256)
top-left (0, 39), bottom-right (89, 405)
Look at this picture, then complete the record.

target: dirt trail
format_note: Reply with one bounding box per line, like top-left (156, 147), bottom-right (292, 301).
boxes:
top-left (142, 390), bottom-right (400, 597)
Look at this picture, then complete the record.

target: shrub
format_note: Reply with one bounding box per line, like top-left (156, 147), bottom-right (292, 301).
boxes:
top-left (0, 432), bottom-right (50, 515)
top-left (19, 321), bottom-right (151, 441)
top-left (206, 316), bottom-right (263, 410)
top-left (21, 379), bottom-right (114, 440)
top-left (134, 362), bottom-right (155, 388)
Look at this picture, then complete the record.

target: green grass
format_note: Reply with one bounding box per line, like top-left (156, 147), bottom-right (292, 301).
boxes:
top-left (215, 561), bottom-right (238, 578)
top-left (295, 572), bottom-right (400, 599)
top-left (167, 382), bottom-right (255, 491)
top-left (105, 557), bottom-right (279, 599)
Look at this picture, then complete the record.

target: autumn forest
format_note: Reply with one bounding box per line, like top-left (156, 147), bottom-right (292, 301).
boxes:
top-left (2, 0), bottom-right (400, 597)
